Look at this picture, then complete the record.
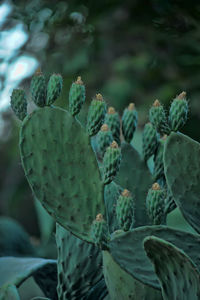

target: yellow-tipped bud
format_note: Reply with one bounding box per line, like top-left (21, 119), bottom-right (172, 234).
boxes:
top-left (108, 107), bottom-right (116, 114)
top-left (110, 141), bottom-right (118, 148)
top-left (101, 124), bottom-right (109, 131)
top-left (96, 93), bottom-right (103, 101)
top-left (128, 103), bottom-right (135, 110)
top-left (96, 213), bottom-right (103, 221)
top-left (75, 76), bottom-right (83, 85)
top-left (122, 189), bottom-right (131, 197)
top-left (152, 183), bottom-right (160, 190)
top-left (153, 99), bottom-right (160, 107)
top-left (177, 91), bottom-right (186, 100)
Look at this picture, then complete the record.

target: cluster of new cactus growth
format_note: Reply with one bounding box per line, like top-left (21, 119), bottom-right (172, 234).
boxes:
top-left (9, 73), bottom-right (200, 300)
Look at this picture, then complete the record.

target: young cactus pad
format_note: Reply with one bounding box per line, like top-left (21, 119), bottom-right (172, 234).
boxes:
top-left (19, 106), bottom-right (105, 242)
top-left (122, 103), bottom-right (138, 143)
top-left (69, 76), bottom-right (85, 116)
top-left (46, 73), bottom-right (63, 105)
top-left (168, 91), bottom-right (188, 132)
top-left (149, 100), bottom-right (170, 136)
top-left (10, 89), bottom-right (27, 121)
top-left (30, 69), bottom-right (46, 107)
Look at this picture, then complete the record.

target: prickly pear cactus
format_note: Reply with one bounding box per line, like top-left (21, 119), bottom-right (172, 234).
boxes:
top-left (10, 89), bottom-right (27, 121)
top-left (11, 73), bottom-right (200, 300)
top-left (122, 103), bottom-right (138, 143)
top-left (30, 69), bottom-right (46, 107)
top-left (69, 76), bottom-right (85, 116)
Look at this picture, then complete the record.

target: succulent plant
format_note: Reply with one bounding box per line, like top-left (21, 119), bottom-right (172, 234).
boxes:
top-left (9, 75), bottom-right (200, 300)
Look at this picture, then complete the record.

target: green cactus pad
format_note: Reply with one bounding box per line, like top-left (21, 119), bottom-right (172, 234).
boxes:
top-left (86, 94), bottom-right (106, 136)
top-left (116, 189), bottom-right (134, 231)
top-left (104, 181), bottom-right (123, 234)
top-left (10, 89), bottom-right (27, 121)
top-left (115, 142), bottom-right (152, 226)
top-left (69, 76), bottom-right (86, 116)
top-left (84, 279), bottom-right (108, 300)
top-left (146, 183), bottom-right (166, 225)
top-left (105, 107), bottom-right (121, 145)
top-left (108, 225), bottom-right (200, 289)
top-left (96, 124), bottom-right (113, 159)
top-left (0, 285), bottom-right (20, 300)
top-left (56, 224), bottom-right (102, 299)
top-left (168, 91), bottom-right (188, 132)
top-left (149, 100), bottom-right (170, 135)
top-left (142, 122), bottom-right (158, 161)
top-left (144, 236), bottom-right (200, 300)
top-left (122, 103), bottom-right (138, 143)
top-left (20, 106), bottom-right (105, 242)
top-left (30, 71), bottom-right (46, 107)
top-left (46, 73), bottom-right (63, 105)
top-left (103, 250), bottom-right (162, 300)
top-left (164, 132), bottom-right (200, 234)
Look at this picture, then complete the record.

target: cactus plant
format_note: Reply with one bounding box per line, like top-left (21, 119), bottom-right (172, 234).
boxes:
top-left (10, 74), bottom-right (200, 300)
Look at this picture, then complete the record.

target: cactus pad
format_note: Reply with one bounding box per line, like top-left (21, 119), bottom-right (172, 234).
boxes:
top-left (56, 224), bottom-right (102, 299)
top-left (105, 107), bottom-right (121, 145)
top-left (46, 73), bottom-right (63, 105)
top-left (20, 106), bottom-right (105, 242)
top-left (164, 132), bottom-right (200, 234)
top-left (10, 89), bottom-right (27, 121)
top-left (122, 103), bottom-right (138, 143)
top-left (108, 225), bottom-right (200, 289)
top-left (103, 141), bottom-right (122, 184)
top-left (69, 76), bottom-right (85, 116)
top-left (30, 71), bottom-right (46, 107)
top-left (149, 100), bottom-right (170, 135)
top-left (144, 236), bottom-right (200, 300)
top-left (142, 122), bottom-right (158, 161)
top-left (168, 91), bottom-right (188, 132)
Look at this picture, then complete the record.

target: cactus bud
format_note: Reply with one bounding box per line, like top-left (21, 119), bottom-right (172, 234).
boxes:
top-left (105, 106), bottom-right (121, 145)
top-left (96, 124), bottom-right (113, 158)
top-left (30, 70), bottom-right (46, 107)
top-left (153, 135), bottom-right (167, 181)
top-left (146, 183), bottom-right (166, 225)
top-left (149, 100), bottom-right (170, 135)
top-left (168, 91), bottom-right (188, 132)
top-left (122, 102), bottom-right (138, 143)
top-left (46, 73), bottom-right (63, 105)
top-left (10, 89), bottom-right (27, 121)
top-left (86, 93), bottom-right (106, 136)
top-left (142, 122), bottom-right (159, 161)
top-left (103, 141), bottom-right (122, 184)
top-left (116, 189), bottom-right (134, 231)
top-left (91, 214), bottom-right (109, 249)
top-left (69, 76), bottom-right (86, 116)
